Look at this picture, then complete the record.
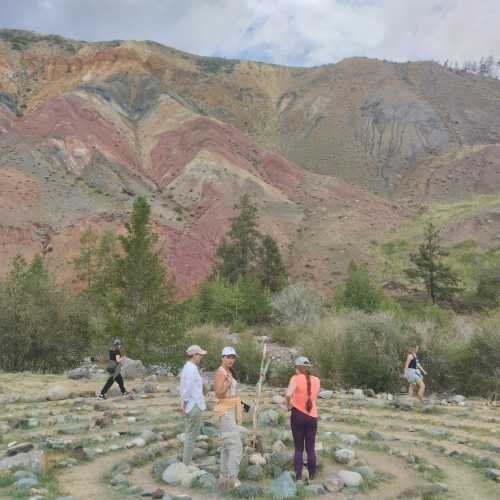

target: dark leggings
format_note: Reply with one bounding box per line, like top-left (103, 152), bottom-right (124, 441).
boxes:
top-left (290, 407), bottom-right (317, 480)
top-left (100, 373), bottom-right (126, 395)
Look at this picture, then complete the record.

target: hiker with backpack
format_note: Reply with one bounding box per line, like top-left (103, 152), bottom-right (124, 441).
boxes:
top-left (285, 356), bottom-right (320, 482)
top-left (97, 338), bottom-right (130, 399)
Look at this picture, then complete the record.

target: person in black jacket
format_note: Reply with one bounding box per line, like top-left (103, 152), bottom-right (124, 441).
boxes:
top-left (97, 339), bottom-right (130, 399)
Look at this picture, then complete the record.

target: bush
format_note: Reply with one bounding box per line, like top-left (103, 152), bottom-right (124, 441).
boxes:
top-left (301, 316), bottom-right (346, 389)
top-left (272, 283), bottom-right (324, 325)
top-left (341, 312), bottom-right (406, 392)
top-left (268, 362), bottom-right (295, 387)
top-left (0, 255), bottom-right (91, 372)
top-left (194, 275), bottom-right (272, 325)
top-left (268, 325), bottom-right (301, 347)
top-left (233, 332), bottom-right (262, 384)
top-left (334, 262), bottom-right (389, 313)
top-left (184, 325), bottom-right (227, 372)
top-left (184, 326), bottom-right (261, 384)
top-left (452, 319), bottom-right (500, 396)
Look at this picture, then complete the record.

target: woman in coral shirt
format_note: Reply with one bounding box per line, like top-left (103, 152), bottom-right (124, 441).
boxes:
top-left (285, 356), bottom-right (320, 481)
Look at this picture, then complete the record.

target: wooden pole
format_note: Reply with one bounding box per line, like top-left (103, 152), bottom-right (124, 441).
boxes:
top-left (251, 342), bottom-right (270, 448)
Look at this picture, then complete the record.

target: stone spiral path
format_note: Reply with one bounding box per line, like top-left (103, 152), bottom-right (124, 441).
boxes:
top-left (0, 373), bottom-right (499, 499)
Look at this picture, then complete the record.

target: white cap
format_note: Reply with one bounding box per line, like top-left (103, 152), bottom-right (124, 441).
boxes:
top-left (186, 345), bottom-right (207, 356)
top-left (294, 356), bottom-right (312, 366)
top-left (222, 346), bottom-right (238, 357)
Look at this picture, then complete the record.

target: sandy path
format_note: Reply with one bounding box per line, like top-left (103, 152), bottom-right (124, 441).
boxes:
top-left (57, 449), bottom-right (136, 500)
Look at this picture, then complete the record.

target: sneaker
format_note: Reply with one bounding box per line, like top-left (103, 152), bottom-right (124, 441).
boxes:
top-left (97, 394), bottom-right (107, 400)
top-left (122, 391), bottom-right (130, 396)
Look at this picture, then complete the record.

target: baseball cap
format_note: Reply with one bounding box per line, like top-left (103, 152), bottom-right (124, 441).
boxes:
top-left (222, 346), bottom-right (238, 357)
top-left (113, 338), bottom-right (123, 346)
top-left (294, 356), bottom-right (312, 366)
top-left (186, 345), bottom-right (207, 356)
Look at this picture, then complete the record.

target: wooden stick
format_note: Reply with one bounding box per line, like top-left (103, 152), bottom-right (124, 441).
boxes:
top-left (251, 342), bottom-right (270, 447)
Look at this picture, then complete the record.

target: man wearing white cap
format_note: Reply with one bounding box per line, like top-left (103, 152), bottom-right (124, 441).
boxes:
top-left (180, 344), bottom-right (207, 465)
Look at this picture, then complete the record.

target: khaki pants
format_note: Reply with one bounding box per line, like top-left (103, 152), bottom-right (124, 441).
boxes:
top-left (218, 410), bottom-right (243, 480)
top-left (183, 404), bottom-right (203, 465)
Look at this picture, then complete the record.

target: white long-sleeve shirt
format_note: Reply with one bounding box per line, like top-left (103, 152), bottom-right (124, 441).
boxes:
top-left (179, 360), bottom-right (206, 413)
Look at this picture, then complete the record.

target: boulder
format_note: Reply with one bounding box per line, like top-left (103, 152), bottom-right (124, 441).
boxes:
top-left (249, 452), bottom-right (266, 465)
top-left (121, 358), bottom-right (147, 379)
top-left (94, 412), bottom-right (112, 428)
top-left (323, 477), bottom-right (344, 492)
top-left (6, 442), bottom-right (34, 456)
top-left (337, 470), bottom-right (363, 488)
top-left (47, 385), bottom-right (69, 401)
top-left (141, 429), bottom-right (160, 445)
top-left (134, 382), bottom-right (157, 394)
top-left (367, 430), bottom-right (384, 441)
top-left (305, 483), bottom-right (327, 495)
top-left (351, 465), bottom-right (376, 479)
top-left (318, 390), bottom-right (334, 399)
top-left (246, 464), bottom-right (264, 481)
top-left (267, 471), bottom-right (297, 499)
top-left (162, 462), bottom-right (203, 486)
top-left (68, 367), bottom-right (91, 380)
top-left (259, 409), bottom-right (279, 426)
top-left (351, 389), bottom-right (365, 399)
top-left (449, 395), bottom-right (466, 405)
top-left (334, 448), bottom-right (355, 464)
top-left (0, 449), bottom-right (45, 473)
top-left (339, 433), bottom-right (360, 446)
top-left (272, 394), bottom-right (286, 405)
top-left (15, 477), bottom-right (39, 489)
top-left (484, 468), bottom-right (500, 481)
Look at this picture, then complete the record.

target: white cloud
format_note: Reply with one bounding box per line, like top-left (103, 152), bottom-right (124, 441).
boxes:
top-left (0, 0), bottom-right (499, 66)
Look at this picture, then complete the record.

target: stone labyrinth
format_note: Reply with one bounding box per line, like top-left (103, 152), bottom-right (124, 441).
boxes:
top-left (1, 371), bottom-right (500, 499)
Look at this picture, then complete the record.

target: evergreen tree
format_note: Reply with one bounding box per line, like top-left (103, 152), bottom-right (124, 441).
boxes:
top-left (405, 222), bottom-right (461, 304)
top-left (71, 226), bottom-right (116, 297)
top-left (216, 194), bottom-right (261, 283)
top-left (258, 235), bottom-right (288, 292)
top-left (0, 254), bottom-right (89, 372)
top-left (110, 197), bottom-right (180, 360)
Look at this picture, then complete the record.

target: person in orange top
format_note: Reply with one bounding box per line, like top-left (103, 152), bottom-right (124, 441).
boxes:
top-left (285, 356), bottom-right (320, 481)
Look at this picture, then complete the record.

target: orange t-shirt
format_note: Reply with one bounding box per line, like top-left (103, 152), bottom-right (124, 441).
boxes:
top-left (290, 374), bottom-right (320, 418)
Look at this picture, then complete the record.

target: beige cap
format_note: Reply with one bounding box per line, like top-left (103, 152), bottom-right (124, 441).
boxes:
top-left (186, 345), bottom-right (207, 356)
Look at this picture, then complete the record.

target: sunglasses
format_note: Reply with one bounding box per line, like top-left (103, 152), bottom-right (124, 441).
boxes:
top-left (223, 355), bottom-right (236, 359)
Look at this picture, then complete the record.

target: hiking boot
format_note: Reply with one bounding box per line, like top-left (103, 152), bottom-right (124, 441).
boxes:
top-left (97, 394), bottom-right (107, 400)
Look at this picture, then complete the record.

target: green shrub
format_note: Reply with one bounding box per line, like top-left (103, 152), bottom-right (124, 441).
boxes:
top-left (452, 319), bottom-right (500, 396)
top-left (301, 316), bottom-right (345, 389)
top-left (341, 312), bottom-right (406, 392)
top-left (268, 362), bottom-right (295, 387)
top-left (184, 325), bottom-right (227, 372)
top-left (334, 262), bottom-right (388, 313)
top-left (194, 275), bottom-right (271, 325)
top-left (233, 332), bottom-right (262, 384)
top-left (268, 325), bottom-right (301, 347)
top-left (184, 326), bottom-right (260, 384)
top-left (272, 283), bottom-right (324, 324)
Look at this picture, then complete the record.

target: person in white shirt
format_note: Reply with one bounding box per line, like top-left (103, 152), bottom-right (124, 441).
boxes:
top-left (179, 344), bottom-right (207, 465)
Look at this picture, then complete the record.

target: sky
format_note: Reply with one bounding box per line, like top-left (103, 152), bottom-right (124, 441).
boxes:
top-left (0, 0), bottom-right (498, 67)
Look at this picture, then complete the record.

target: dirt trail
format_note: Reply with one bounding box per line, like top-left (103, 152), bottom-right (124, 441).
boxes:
top-left (58, 450), bottom-right (135, 500)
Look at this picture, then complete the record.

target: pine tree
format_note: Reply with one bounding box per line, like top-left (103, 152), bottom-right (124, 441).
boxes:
top-left (405, 222), bottom-right (461, 304)
top-left (71, 226), bottom-right (116, 295)
top-left (216, 194), bottom-right (262, 283)
top-left (111, 197), bottom-right (180, 360)
top-left (258, 235), bottom-right (288, 292)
